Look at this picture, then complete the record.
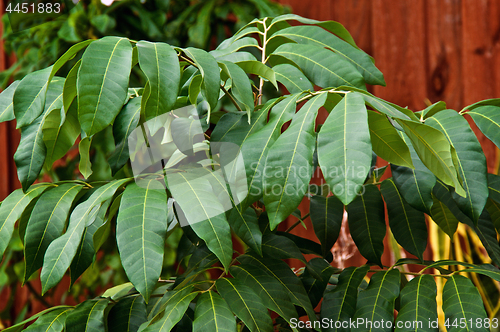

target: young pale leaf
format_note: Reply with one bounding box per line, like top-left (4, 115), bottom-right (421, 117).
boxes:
top-left (140, 290), bottom-right (198, 332)
top-left (321, 266), bottom-right (369, 331)
top-left (0, 80), bottom-right (20, 122)
top-left (216, 277), bottom-right (273, 332)
top-left (0, 184), bottom-right (52, 258)
top-left (230, 264), bottom-right (298, 325)
top-left (273, 64), bottom-right (313, 93)
top-left (236, 60), bottom-right (278, 89)
top-left (240, 94), bottom-right (299, 207)
top-left (64, 299), bottom-right (109, 332)
top-left (182, 48), bottom-right (220, 116)
top-left (381, 179), bottom-right (427, 261)
top-left (78, 37), bottom-right (133, 136)
top-left (24, 307), bottom-right (71, 332)
top-left (367, 110), bottom-right (413, 168)
top-left (397, 118), bottom-right (465, 197)
top-left (212, 37), bottom-right (260, 59)
top-left (352, 269), bottom-right (401, 332)
top-left (24, 183), bottom-right (83, 281)
top-left (108, 296), bottom-right (147, 332)
top-left (137, 41), bottom-right (180, 135)
top-left (116, 180), bottom-right (168, 302)
top-left (166, 169), bottom-right (233, 271)
top-left (108, 97), bottom-right (142, 174)
top-left (465, 103), bottom-right (500, 150)
top-left (219, 60), bottom-right (254, 119)
top-left (271, 44), bottom-right (365, 90)
top-left (391, 132), bottom-right (436, 214)
top-left (40, 179), bottom-right (129, 294)
top-left (264, 93), bottom-right (327, 229)
top-left (395, 275), bottom-right (438, 332)
top-left (426, 109), bottom-right (488, 222)
top-left (309, 195), bottom-right (343, 258)
top-left (193, 291), bottom-right (237, 332)
top-left (442, 275), bottom-right (488, 332)
top-left (318, 92), bottom-right (372, 205)
top-left (78, 136), bottom-right (93, 179)
top-left (237, 255), bottom-right (317, 322)
top-left (43, 105), bottom-right (80, 169)
top-left (272, 25), bottom-right (385, 86)
top-left (347, 184), bottom-right (385, 266)
top-left (70, 199), bottom-right (111, 285)
top-left (13, 66), bottom-right (52, 128)
top-left (228, 207), bottom-right (262, 256)
top-left (62, 60), bottom-right (81, 113)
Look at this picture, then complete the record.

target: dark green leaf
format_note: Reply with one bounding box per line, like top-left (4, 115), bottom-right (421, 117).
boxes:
top-left (65, 299), bottom-right (109, 332)
top-left (193, 291), bottom-right (237, 332)
top-left (465, 104), bottom-right (500, 150)
top-left (24, 307), bottom-right (71, 332)
top-left (0, 80), bottom-right (19, 122)
top-left (62, 60), bottom-right (80, 113)
top-left (108, 296), bottom-right (147, 332)
top-left (236, 60), bottom-right (278, 89)
top-left (381, 179), bottom-right (427, 261)
top-left (309, 195), bottom-right (343, 258)
top-left (273, 64), bottom-right (313, 94)
top-left (228, 207), bottom-right (262, 256)
top-left (347, 184), bottom-right (385, 266)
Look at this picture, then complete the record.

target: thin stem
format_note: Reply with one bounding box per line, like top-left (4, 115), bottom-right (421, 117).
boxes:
top-left (258, 18), bottom-right (269, 105)
top-left (220, 85), bottom-right (243, 113)
top-left (26, 282), bottom-right (51, 307)
top-left (285, 213), bottom-right (310, 233)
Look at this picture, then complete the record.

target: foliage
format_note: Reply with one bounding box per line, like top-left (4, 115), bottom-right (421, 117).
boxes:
top-left (0, 0), bottom-right (288, 88)
top-left (2, 13), bottom-right (500, 331)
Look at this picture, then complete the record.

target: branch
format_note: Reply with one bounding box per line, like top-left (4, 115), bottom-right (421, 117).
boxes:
top-left (220, 85), bottom-right (243, 113)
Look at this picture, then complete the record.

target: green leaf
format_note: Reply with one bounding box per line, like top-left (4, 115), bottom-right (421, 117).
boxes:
top-left (140, 290), bottom-right (198, 332)
top-left (79, 136), bottom-right (93, 179)
top-left (108, 97), bottom-right (142, 174)
top-left (188, 74), bottom-right (203, 105)
top-left (352, 269), bottom-right (400, 332)
top-left (228, 207), bottom-right (262, 256)
top-left (240, 94), bottom-right (298, 207)
top-left (397, 118), bottom-right (465, 197)
top-left (24, 307), bottom-right (71, 332)
top-left (193, 291), bottom-right (237, 332)
top-left (264, 93), bottom-right (326, 229)
top-left (24, 183), bottom-right (83, 281)
top-left (381, 179), bottom-right (427, 261)
top-left (43, 106), bottom-right (80, 169)
top-left (116, 180), bottom-right (168, 302)
top-left (237, 255), bottom-right (317, 322)
top-left (219, 60), bottom-right (254, 117)
top-left (391, 132), bottom-right (436, 213)
top-left (367, 110), bottom-right (413, 168)
top-left (0, 184), bottom-right (52, 258)
top-left (211, 37), bottom-right (260, 59)
top-left (272, 25), bottom-right (385, 86)
top-left (321, 266), bottom-right (369, 331)
top-left (216, 277), bottom-right (273, 332)
top-left (63, 60), bottom-right (81, 113)
top-left (0, 80), bottom-right (20, 122)
top-left (465, 104), bottom-right (500, 149)
top-left (473, 209), bottom-right (500, 267)
top-left (1, 306), bottom-right (72, 332)
top-left (301, 257), bottom-right (337, 308)
top-left (442, 275), bottom-right (488, 332)
top-left (50, 39), bottom-right (93, 81)
top-left (236, 61), bottom-right (278, 89)
top-left (137, 41), bottom-right (180, 135)
top-left (426, 110), bottom-right (488, 222)
top-left (488, 173), bottom-right (500, 203)
top-left (269, 14), bottom-right (359, 48)
top-left (78, 37), bottom-right (133, 136)
top-left (271, 44), bottom-right (365, 89)
top-left (40, 179), bottom-right (130, 294)
top-left (166, 169), bottom-right (233, 271)
top-left (261, 233), bottom-right (306, 263)
top-left (13, 66), bottom-right (52, 128)
top-left (318, 92), bottom-right (372, 205)
top-left (70, 199), bottom-right (111, 285)
top-left (65, 299), bottom-right (109, 332)
top-left (182, 48), bottom-right (220, 116)
top-left (230, 264), bottom-right (298, 325)
top-left (395, 275), bottom-right (438, 332)
top-left (309, 195), bottom-right (343, 258)
top-left (418, 101), bottom-right (447, 120)
top-left (273, 64), bottom-right (313, 94)
top-left (108, 296), bottom-right (147, 332)
top-left (430, 193), bottom-right (460, 238)
top-left (347, 184), bottom-right (385, 266)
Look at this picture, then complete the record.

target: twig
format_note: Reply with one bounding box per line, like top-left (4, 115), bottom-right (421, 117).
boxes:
top-left (258, 18), bottom-right (269, 105)
top-left (285, 213), bottom-right (310, 233)
top-left (26, 282), bottom-right (51, 307)
top-left (220, 85), bottom-right (243, 113)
